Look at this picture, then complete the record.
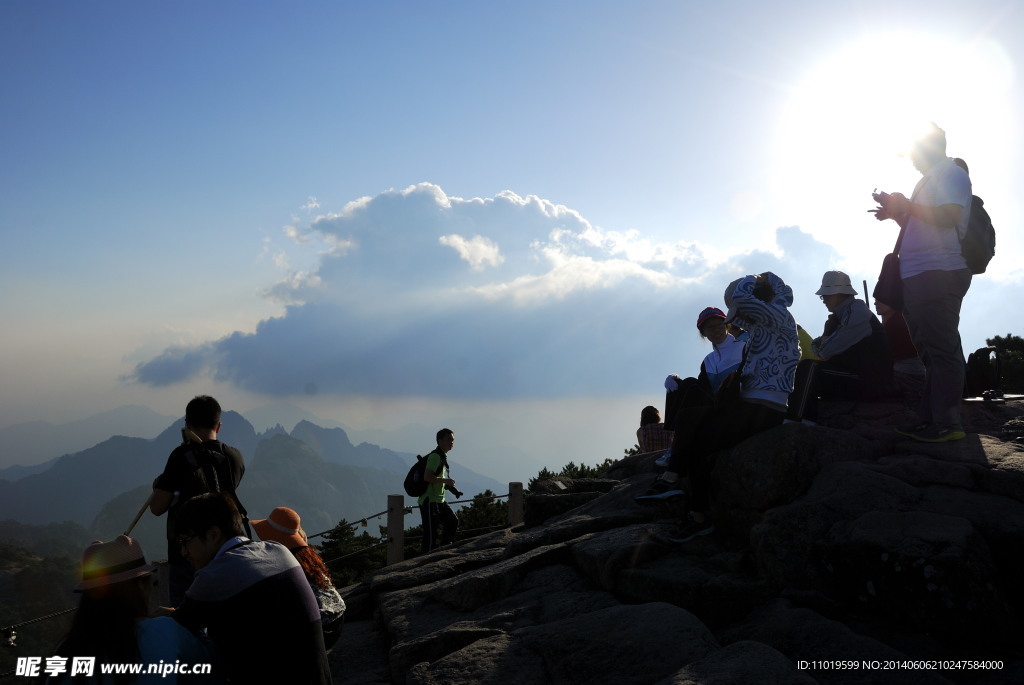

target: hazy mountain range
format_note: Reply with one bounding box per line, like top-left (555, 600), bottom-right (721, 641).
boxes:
top-left (0, 405), bottom-right (178, 472)
top-left (0, 406), bottom-right (503, 560)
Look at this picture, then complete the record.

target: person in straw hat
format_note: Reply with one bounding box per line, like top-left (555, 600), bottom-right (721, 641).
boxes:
top-left (46, 535), bottom-right (222, 684)
top-left (252, 507), bottom-right (346, 648)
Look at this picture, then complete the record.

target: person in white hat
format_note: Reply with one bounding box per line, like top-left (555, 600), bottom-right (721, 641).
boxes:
top-left (46, 536), bottom-right (221, 684)
top-left (787, 271), bottom-right (893, 423)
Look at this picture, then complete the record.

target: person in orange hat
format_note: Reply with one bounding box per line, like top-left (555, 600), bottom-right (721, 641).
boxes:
top-left (46, 536), bottom-right (221, 684)
top-left (252, 507), bottom-right (347, 648)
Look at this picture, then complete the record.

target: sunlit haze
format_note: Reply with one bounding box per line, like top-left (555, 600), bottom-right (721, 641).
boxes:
top-left (2, 1), bottom-right (1022, 484)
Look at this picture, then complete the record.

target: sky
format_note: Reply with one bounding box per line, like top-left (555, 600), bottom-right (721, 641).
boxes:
top-left (2, 0), bottom-right (1023, 484)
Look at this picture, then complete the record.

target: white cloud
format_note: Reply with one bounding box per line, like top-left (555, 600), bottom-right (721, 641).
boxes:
top-left (132, 183), bottom-right (1018, 402)
top-left (439, 234), bottom-right (504, 271)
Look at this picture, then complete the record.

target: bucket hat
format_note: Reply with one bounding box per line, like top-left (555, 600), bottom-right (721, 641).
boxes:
top-left (75, 535), bottom-right (156, 592)
top-left (252, 507), bottom-right (307, 549)
top-left (815, 270), bottom-right (857, 296)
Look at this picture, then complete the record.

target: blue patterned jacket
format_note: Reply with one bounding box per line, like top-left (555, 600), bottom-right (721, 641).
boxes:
top-left (724, 272), bottom-right (800, 410)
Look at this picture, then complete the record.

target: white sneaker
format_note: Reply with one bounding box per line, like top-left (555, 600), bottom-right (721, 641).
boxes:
top-left (654, 447), bottom-right (671, 467)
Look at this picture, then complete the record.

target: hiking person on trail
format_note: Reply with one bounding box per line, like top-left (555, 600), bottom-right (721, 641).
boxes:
top-left (172, 493), bottom-right (331, 685)
top-left (419, 428), bottom-right (462, 553)
top-left (150, 395), bottom-right (246, 605)
top-left (870, 123), bottom-right (972, 443)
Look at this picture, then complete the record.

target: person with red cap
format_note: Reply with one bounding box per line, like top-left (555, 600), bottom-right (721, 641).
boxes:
top-left (637, 273), bottom-right (800, 544)
top-left (654, 306), bottom-right (746, 467)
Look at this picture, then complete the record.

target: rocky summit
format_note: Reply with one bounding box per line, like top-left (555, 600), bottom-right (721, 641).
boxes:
top-left (329, 399), bottom-right (1024, 685)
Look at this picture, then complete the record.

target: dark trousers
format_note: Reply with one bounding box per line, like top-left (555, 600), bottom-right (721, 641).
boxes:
top-left (419, 501), bottom-right (459, 553)
top-left (664, 377), bottom-right (714, 431)
top-left (787, 359), bottom-right (862, 422)
top-left (665, 377), bottom-right (716, 471)
top-left (902, 269), bottom-right (971, 426)
top-left (677, 400), bottom-right (784, 513)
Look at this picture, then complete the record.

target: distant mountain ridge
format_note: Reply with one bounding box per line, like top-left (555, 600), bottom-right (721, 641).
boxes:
top-left (0, 409), bottom-right (504, 560)
top-left (0, 405), bottom-right (178, 470)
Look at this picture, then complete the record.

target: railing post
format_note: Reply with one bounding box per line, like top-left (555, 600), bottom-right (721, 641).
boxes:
top-left (387, 494), bottom-right (406, 565)
top-left (508, 482), bottom-right (524, 527)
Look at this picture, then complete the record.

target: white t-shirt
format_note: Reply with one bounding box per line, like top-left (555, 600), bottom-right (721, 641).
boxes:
top-left (899, 157), bottom-right (972, 278)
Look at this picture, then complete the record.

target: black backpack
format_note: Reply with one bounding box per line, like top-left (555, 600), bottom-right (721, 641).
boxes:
top-left (961, 195), bottom-right (995, 274)
top-left (177, 442), bottom-right (252, 536)
top-left (403, 450), bottom-right (445, 497)
top-left (965, 346), bottom-right (1001, 397)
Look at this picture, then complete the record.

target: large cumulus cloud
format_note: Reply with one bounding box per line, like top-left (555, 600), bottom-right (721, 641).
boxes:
top-left (131, 183), bottom-right (838, 399)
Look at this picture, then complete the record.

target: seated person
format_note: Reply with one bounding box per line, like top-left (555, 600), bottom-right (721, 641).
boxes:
top-left (638, 273), bottom-right (801, 543)
top-left (47, 535), bottom-right (222, 684)
top-left (172, 493), bottom-right (331, 684)
top-left (664, 307), bottom-right (745, 425)
top-left (659, 306), bottom-right (746, 465)
top-left (253, 507), bottom-right (347, 649)
top-left (636, 405), bottom-right (673, 453)
top-left (788, 271), bottom-right (893, 422)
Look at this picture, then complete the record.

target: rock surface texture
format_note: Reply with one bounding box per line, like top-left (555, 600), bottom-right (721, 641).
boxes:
top-left (329, 400), bottom-right (1024, 684)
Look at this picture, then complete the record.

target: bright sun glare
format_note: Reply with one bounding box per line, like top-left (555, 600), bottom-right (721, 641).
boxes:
top-left (772, 32), bottom-right (1014, 268)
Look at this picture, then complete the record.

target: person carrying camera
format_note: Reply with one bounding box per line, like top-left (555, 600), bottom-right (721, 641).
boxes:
top-left (871, 123), bottom-right (972, 442)
top-left (418, 428), bottom-right (462, 553)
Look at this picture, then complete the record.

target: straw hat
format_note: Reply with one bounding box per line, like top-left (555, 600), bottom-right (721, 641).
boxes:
top-left (75, 535), bottom-right (156, 592)
top-left (252, 507), bottom-right (307, 549)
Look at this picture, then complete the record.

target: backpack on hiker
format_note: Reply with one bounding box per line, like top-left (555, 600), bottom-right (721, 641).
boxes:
top-left (177, 441), bottom-right (252, 536)
top-left (960, 195), bottom-right (995, 274)
top-left (403, 450), bottom-right (447, 498)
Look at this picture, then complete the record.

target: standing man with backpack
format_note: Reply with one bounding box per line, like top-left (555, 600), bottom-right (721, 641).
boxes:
top-left (149, 395), bottom-right (247, 604)
top-left (871, 123), bottom-right (973, 442)
top-left (418, 428), bottom-right (462, 553)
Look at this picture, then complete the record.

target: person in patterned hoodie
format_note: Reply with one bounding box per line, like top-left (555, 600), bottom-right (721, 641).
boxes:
top-left (636, 272), bottom-right (800, 542)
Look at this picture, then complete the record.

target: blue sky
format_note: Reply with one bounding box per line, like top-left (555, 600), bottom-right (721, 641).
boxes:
top-left (2, 1), bottom-right (1022, 483)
